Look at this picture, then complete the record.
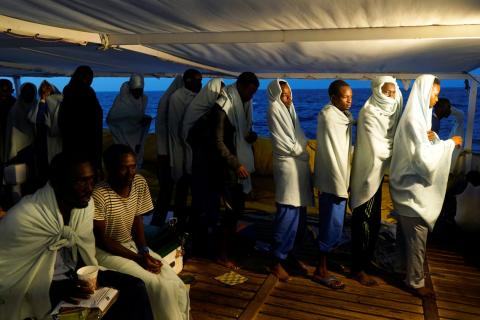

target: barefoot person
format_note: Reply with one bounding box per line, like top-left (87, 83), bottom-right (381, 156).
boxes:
top-left (350, 76), bottom-right (403, 286)
top-left (267, 79), bottom-right (312, 282)
top-left (390, 75), bottom-right (462, 298)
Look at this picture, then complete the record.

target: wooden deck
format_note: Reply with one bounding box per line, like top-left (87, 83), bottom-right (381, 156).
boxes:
top-left (179, 214), bottom-right (480, 320)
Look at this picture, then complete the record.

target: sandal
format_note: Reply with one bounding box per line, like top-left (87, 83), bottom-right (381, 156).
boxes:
top-left (312, 274), bottom-right (345, 290)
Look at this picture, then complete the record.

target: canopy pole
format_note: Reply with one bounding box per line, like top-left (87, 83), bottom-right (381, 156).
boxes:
top-left (465, 79), bottom-right (478, 170)
top-left (13, 76), bottom-right (21, 98)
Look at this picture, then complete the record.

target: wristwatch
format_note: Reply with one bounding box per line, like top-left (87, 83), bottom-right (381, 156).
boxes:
top-left (138, 246), bottom-right (150, 255)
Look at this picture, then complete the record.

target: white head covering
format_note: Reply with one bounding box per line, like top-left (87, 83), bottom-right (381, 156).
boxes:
top-left (350, 76), bottom-right (403, 209)
top-left (182, 78), bottom-right (223, 141)
top-left (128, 74), bottom-right (144, 89)
top-left (267, 79), bottom-right (312, 207)
top-left (156, 75), bottom-right (183, 155)
top-left (181, 78), bottom-right (223, 175)
top-left (390, 74), bottom-right (455, 230)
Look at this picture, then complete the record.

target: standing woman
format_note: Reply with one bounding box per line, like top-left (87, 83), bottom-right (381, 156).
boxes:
top-left (390, 75), bottom-right (462, 297)
top-left (267, 79), bottom-right (312, 282)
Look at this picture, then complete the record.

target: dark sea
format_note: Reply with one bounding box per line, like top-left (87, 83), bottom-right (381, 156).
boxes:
top-left (97, 88), bottom-right (480, 152)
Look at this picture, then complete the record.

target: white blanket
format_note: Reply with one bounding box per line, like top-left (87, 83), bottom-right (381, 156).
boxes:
top-left (156, 75), bottom-right (183, 156)
top-left (27, 87), bottom-right (64, 164)
top-left (168, 87), bottom-right (197, 181)
top-left (390, 74), bottom-right (455, 230)
top-left (313, 103), bottom-right (353, 198)
top-left (182, 78), bottom-right (223, 174)
top-left (0, 184), bottom-right (97, 320)
top-left (350, 76), bottom-right (403, 209)
top-left (5, 83), bottom-right (36, 161)
top-left (267, 79), bottom-right (312, 207)
top-left (216, 84), bottom-right (255, 193)
top-left (107, 82), bottom-right (150, 166)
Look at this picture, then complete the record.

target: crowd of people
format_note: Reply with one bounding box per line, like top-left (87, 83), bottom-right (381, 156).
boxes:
top-left (0, 65), bottom-right (473, 319)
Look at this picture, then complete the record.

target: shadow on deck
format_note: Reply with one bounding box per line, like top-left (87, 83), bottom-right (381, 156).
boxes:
top-left (176, 176), bottom-right (480, 320)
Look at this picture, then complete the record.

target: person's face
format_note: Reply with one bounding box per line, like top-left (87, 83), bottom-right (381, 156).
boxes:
top-left (381, 82), bottom-right (396, 98)
top-left (237, 83), bottom-right (258, 103)
top-left (40, 83), bottom-right (53, 99)
top-left (0, 83), bottom-right (14, 100)
top-left (21, 84), bottom-right (36, 104)
top-left (435, 104), bottom-right (452, 119)
top-left (280, 84), bottom-right (292, 108)
top-left (332, 86), bottom-right (352, 111)
top-left (429, 84), bottom-right (441, 108)
top-left (130, 88), bottom-right (143, 100)
top-left (185, 74), bottom-right (203, 93)
top-left (63, 162), bottom-right (96, 208)
top-left (83, 74), bottom-right (93, 86)
top-left (111, 153), bottom-right (136, 188)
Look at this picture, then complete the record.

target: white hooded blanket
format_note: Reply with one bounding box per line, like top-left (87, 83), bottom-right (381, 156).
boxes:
top-left (313, 103), bottom-right (353, 198)
top-left (0, 183), bottom-right (97, 320)
top-left (168, 87), bottom-right (197, 181)
top-left (216, 84), bottom-right (255, 193)
top-left (27, 82), bottom-right (63, 164)
top-left (4, 83), bottom-right (37, 161)
top-left (350, 76), bottom-right (403, 209)
top-left (182, 78), bottom-right (223, 174)
top-left (267, 79), bottom-right (312, 207)
top-left (156, 75), bottom-right (183, 156)
top-left (389, 74), bottom-right (455, 230)
top-left (107, 80), bottom-right (150, 166)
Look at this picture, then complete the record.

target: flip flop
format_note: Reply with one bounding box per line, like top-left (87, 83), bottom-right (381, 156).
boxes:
top-left (312, 274), bottom-right (345, 290)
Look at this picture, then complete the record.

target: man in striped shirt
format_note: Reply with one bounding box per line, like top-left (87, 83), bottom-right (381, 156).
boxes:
top-left (93, 144), bottom-right (190, 320)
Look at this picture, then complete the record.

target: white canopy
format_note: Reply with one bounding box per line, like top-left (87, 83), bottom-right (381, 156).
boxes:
top-left (0, 0), bottom-right (479, 78)
top-left (0, 0), bottom-right (479, 155)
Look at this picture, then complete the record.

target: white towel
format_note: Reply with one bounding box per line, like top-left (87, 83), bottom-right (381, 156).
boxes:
top-left (313, 103), bottom-right (353, 198)
top-left (350, 76), bottom-right (403, 209)
top-left (0, 184), bottom-right (98, 320)
top-left (390, 74), bottom-right (455, 230)
top-left (267, 79), bottom-right (312, 207)
top-left (107, 82), bottom-right (150, 166)
top-left (182, 78), bottom-right (223, 174)
top-left (156, 75), bottom-right (183, 156)
top-left (216, 84), bottom-right (255, 193)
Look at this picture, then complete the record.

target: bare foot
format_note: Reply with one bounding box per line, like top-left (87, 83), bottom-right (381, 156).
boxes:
top-left (352, 271), bottom-right (378, 287)
top-left (413, 287), bottom-right (436, 299)
top-left (216, 257), bottom-right (239, 270)
top-left (272, 263), bottom-right (291, 282)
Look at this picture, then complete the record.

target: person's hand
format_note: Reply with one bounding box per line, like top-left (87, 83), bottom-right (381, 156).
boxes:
top-left (138, 254), bottom-right (163, 274)
top-left (427, 130), bottom-right (436, 141)
top-left (451, 136), bottom-right (463, 148)
top-left (53, 279), bottom-right (94, 305)
top-left (236, 165), bottom-right (250, 179)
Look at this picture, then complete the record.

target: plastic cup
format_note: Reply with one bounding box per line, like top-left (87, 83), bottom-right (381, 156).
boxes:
top-left (76, 266), bottom-right (99, 291)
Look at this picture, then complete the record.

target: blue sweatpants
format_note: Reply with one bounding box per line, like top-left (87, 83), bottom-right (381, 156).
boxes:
top-left (272, 203), bottom-right (307, 260)
top-left (318, 192), bottom-right (346, 253)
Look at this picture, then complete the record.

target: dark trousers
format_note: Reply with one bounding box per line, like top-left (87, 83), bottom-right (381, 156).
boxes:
top-left (351, 183), bottom-right (383, 273)
top-left (50, 270), bottom-right (153, 320)
top-left (222, 183), bottom-right (245, 230)
top-left (190, 143), bottom-right (221, 254)
top-left (151, 155), bottom-right (174, 226)
top-left (174, 174), bottom-right (191, 232)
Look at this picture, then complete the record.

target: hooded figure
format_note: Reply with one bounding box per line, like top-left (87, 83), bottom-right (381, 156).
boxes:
top-left (349, 76), bottom-right (403, 285)
top-left (267, 79), bottom-right (312, 282)
top-left (107, 74), bottom-right (151, 168)
top-left (4, 83), bottom-right (37, 163)
top-left (390, 74), bottom-right (460, 295)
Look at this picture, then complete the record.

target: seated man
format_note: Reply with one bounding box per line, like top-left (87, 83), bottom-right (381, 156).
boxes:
top-left (0, 152), bottom-right (153, 320)
top-left (93, 144), bottom-right (190, 320)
